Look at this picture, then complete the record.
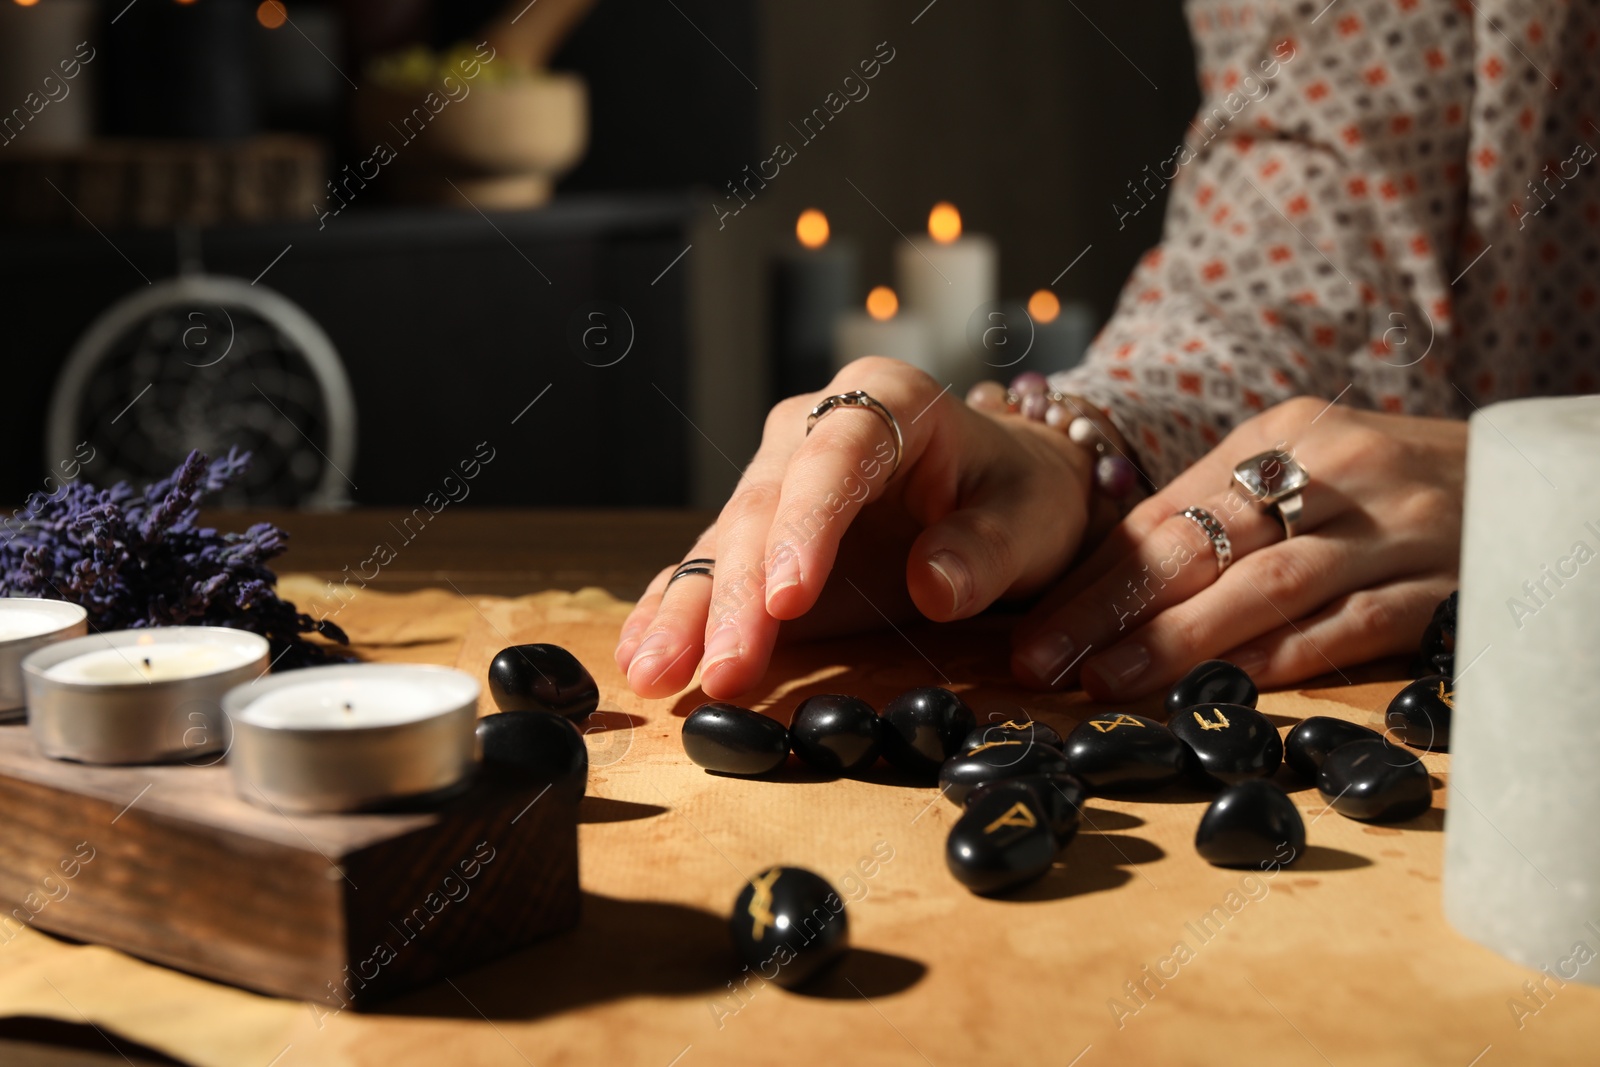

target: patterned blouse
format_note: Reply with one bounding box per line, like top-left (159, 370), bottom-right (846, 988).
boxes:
top-left (1053, 0), bottom-right (1600, 488)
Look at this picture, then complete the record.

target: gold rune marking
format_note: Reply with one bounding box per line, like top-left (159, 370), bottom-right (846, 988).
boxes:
top-left (967, 739), bottom-right (1025, 756)
top-left (746, 868), bottom-right (782, 940)
top-left (984, 801), bottom-right (1038, 835)
top-left (1194, 708), bottom-right (1230, 731)
top-left (1437, 681), bottom-right (1454, 709)
top-left (997, 719), bottom-right (1033, 731)
top-left (1089, 714), bottom-right (1145, 733)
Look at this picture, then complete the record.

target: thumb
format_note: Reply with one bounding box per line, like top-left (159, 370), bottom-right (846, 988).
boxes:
top-left (906, 483), bottom-right (1075, 622)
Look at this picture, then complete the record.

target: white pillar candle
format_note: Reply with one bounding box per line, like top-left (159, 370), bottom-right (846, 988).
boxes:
top-left (1447, 394), bottom-right (1600, 985)
top-left (832, 285), bottom-right (931, 373)
top-left (224, 664), bottom-right (480, 814)
top-left (0, 598), bottom-right (87, 715)
top-left (894, 203), bottom-right (997, 391)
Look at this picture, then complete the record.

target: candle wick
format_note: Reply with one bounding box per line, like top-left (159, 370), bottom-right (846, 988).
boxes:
top-left (342, 702), bottom-right (353, 712)
top-left (141, 657), bottom-right (152, 670)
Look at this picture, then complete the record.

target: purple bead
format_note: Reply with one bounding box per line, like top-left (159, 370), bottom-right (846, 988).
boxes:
top-left (1020, 392), bottom-right (1051, 420)
top-left (1095, 455), bottom-right (1138, 497)
top-left (1009, 371), bottom-right (1048, 397)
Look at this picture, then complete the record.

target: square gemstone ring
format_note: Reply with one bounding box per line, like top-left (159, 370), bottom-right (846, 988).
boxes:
top-left (1232, 449), bottom-right (1310, 536)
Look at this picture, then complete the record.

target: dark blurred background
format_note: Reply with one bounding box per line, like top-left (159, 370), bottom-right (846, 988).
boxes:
top-left (0, 0), bottom-right (1197, 512)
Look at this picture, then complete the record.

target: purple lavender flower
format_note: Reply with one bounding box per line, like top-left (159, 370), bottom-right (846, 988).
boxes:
top-left (0, 450), bottom-right (350, 670)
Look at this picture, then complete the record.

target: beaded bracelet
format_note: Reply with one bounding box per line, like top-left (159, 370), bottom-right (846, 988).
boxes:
top-left (966, 371), bottom-right (1140, 500)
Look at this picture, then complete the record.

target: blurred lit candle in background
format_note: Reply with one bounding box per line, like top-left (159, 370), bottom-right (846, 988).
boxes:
top-left (0, 0), bottom-right (99, 150)
top-left (832, 285), bottom-right (930, 371)
top-left (1025, 288), bottom-right (1098, 373)
top-left (770, 208), bottom-right (858, 401)
top-left (895, 202), bottom-right (997, 391)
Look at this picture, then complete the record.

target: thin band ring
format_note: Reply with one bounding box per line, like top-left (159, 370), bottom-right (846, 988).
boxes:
top-left (668, 558), bottom-right (715, 586)
top-left (805, 390), bottom-right (904, 479)
top-left (1177, 506), bottom-right (1233, 575)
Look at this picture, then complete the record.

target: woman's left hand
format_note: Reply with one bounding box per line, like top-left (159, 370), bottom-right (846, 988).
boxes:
top-left (1009, 396), bottom-right (1467, 698)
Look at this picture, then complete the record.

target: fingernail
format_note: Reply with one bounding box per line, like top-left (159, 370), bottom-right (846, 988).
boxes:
top-left (1087, 643), bottom-right (1151, 695)
top-left (1230, 649), bottom-right (1268, 679)
top-left (626, 631), bottom-right (672, 680)
top-left (926, 551), bottom-right (971, 615)
top-left (766, 547), bottom-right (801, 601)
top-left (1018, 632), bottom-right (1079, 688)
top-left (702, 620), bottom-right (742, 671)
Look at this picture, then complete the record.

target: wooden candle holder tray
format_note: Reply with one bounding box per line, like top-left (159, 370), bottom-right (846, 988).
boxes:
top-left (0, 725), bottom-right (579, 1010)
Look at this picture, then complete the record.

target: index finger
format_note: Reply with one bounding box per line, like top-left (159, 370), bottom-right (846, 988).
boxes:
top-left (761, 358), bottom-right (958, 620)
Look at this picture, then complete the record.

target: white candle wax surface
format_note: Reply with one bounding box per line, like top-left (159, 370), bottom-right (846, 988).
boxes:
top-left (236, 674), bottom-right (475, 730)
top-left (895, 233), bottom-right (998, 388)
top-left (0, 604), bottom-right (83, 642)
top-left (43, 640), bottom-right (262, 685)
top-left (832, 312), bottom-right (932, 373)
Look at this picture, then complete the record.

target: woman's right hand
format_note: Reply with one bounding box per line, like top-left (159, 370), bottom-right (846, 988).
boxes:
top-left (614, 357), bottom-right (1097, 700)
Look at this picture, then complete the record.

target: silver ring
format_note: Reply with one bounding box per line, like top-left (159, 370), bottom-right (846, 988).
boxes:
top-left (1232, 449), bottom-right (1310, 539)
top-left (805, 390), bottom-right (904, 479)
top-left (1177, 506), bottom-right (1232, 575)
top-left (668, 558), bottom-right (715, 586)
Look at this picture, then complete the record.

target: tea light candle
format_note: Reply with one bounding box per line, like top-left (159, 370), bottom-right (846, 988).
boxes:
top-left (832, 285), bottom-right (932, 372)
top-left (224, 664), bottom-right (479, 814)
top-left (0, 598), bottom-right (88, 718)
top-left (23, 626), bottom-right (269, 765)
top-left (895, 202), bottom-right (997, 391)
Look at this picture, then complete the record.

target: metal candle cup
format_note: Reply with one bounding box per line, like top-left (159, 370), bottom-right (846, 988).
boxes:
top-left (0, 598), bottom-right (89, 720)
top-left (223, 664), bottom-right (479, 814)
top-left (22, 626), bottom-right (270, 764)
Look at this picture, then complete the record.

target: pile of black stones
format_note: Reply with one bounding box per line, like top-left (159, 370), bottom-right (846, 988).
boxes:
top-left (681, 591), bottom-right (1458, 987)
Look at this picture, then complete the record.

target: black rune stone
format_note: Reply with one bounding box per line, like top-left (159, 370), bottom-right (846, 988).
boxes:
top-left (1284, 716), bottom-right (1385, 781)
top-left (879, 687), bottom-right (978, 777)
top-left (964, 772), bottom-right (1086, 845)
top-left (730, 866), bottom-right (848, 988)
top-left (1169, 703), bottom-right (1283, 788)
top-left (1317, 739), bottom-right (1433, 823)
top-left (789, 694), bottom-right (881, 776)
top-left (1194, 780), bottom-right (1305, 869)
top-left (1413, 591), bottom-right (1458, 679)
top-left (939, 740), bottom-right (1071, 805)
top-left (1385, 675), bottom-right (1453, 751)
top-left (487, 644), bottom-right (599, 719)
top-left (682, 703), bottom-right (789, 777)
top-left (1062, 713), bottom-right (1187, 793)
top-left (946, 783), bottom-right (1059, 895)
top-left (1165, 659), bottom-right (1259, 717)
top-left (958, 718), bottom-right (1065, 755)
top-left (476, 711), bottom-right (588, 801)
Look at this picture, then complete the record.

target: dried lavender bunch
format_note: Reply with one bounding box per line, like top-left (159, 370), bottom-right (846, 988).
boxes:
top-left (0, 449), bottom-right (350, 670)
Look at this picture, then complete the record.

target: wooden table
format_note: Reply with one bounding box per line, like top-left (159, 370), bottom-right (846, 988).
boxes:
top-left (210, 508), bottom-right (717, 600)
top-left (2, 509), bottom-right (1596, 1067)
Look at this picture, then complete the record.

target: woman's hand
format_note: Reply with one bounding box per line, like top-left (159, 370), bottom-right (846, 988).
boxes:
top-left (617, 357), bottom-right (1094, 700)
top-left (1010, 396), bottom-right (1466, 698)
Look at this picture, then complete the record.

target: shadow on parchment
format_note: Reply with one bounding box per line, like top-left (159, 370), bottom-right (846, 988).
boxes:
top-left (577, 796), bottom-right (667, 824)
top-left (385, 892), bottom-right (926, 1021)
top-left (0, 1016), bottom-right (188, 1066)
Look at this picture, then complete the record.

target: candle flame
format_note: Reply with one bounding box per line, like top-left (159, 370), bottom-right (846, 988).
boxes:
top-left (796, 208), bottom-right (830, 250)
top-left (866, 286), bottom-right (898, 321)
top-left (928, 202), bottom-right (962, 244)
top-left (257, 1), bottom-right (288, 28)
top-left (12, 0), bottom-right (42, 7)
top-left (1028, 289), bottom-right (1061, 324)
